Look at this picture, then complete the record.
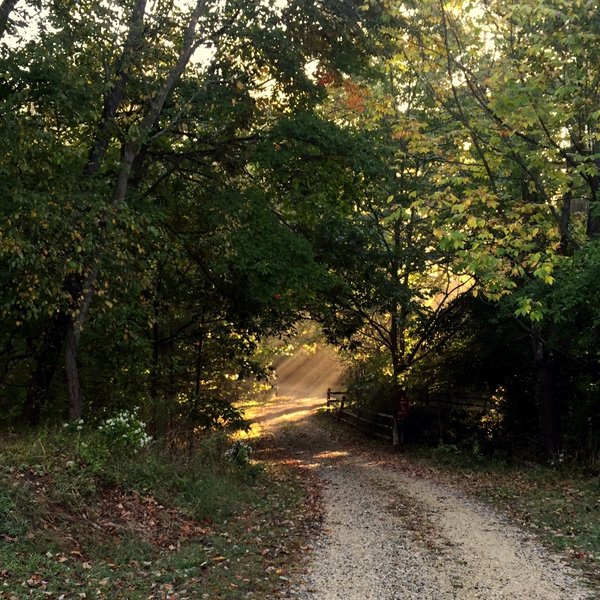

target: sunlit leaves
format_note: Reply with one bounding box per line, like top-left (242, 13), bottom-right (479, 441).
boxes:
top-left (377, 0), bottom-right (600, 316)
top-left (515, 297), bottom-right (544, 322)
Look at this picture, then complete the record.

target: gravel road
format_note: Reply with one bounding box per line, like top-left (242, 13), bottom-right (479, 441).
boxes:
top-left (255, 349), bottom-right (595, 600)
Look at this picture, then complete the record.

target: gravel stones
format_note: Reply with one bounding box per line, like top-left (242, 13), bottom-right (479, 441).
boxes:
top-left (260, 395), bottom-right (594, 600)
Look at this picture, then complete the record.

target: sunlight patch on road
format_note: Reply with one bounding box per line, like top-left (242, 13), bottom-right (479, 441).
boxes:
top-left (235, 394), bottom-right (324, 445)
top-left (313, 450), bottom-right (350, 460)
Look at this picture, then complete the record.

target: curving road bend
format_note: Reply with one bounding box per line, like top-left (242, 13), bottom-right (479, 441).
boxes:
top-left (254, 348), bottom-right (594, 600)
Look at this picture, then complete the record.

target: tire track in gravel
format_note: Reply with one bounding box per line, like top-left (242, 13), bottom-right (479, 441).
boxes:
top-left (255, 349), bottom-right (595, 600)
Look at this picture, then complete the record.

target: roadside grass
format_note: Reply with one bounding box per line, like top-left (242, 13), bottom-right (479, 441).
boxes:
top-left (0, 426), bottom-right (313, 599)
top-left (317, 410), bottom-right (600, 588)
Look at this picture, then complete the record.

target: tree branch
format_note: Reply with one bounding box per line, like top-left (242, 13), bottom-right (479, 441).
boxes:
top-left (0, 0), bottom-right (18, 39)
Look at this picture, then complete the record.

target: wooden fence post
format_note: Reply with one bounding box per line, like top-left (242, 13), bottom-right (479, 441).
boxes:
top-left (337, 395), bottom-right (345, 420)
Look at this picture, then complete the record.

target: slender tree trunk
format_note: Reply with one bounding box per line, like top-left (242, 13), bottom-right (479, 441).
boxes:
top-left (390, 307), bottom-right (403, 448)
top-left (187, 332), bottom-right (205, 459)
top-left (22, 313), bottom-right (69, 425)
top-left (389, 213), bottom-right (410, 449)
top-left (150, 301), bottom-right (160, 404)
top-left (149, 303), bottom-right (162, 436)
top-left (533, 335), bottom-right (562, 459)
top-left (65, 321), bottom-right (83, 421)
top-left (64, 263), bottom-right (98, 420)
top-left (194, 334), bottom-right (204, 400)
top-left (559, 189), bottom-right (573, 255)
top-left (64, 0), bottom-right (207, 417)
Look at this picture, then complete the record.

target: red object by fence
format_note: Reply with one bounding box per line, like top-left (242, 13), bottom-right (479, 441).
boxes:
top-left (396, 391), bottom-right (410, 421)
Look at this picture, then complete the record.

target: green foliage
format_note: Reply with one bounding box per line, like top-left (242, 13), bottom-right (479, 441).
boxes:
top-left (0, 0), bottom-right (383, 427)
top-left (405, 297), bottom-right (538, 452)
top-left (2, 0), bottom-right (600, 467)
top-left (0, 482), bottom-right (26, 537)
top-left (188, 396), bottom-right (249, 433)
top-left (339, 351), bottom-right (396, 412)
top-left (225, 440), bottom-right (253, 466)
top-left (74, 409), bottom-right (152, 473)
top-left (11, 410), bottom-right (153, 486)
top-left (546, 241), bottom-right (600, 357)
top-left (310, 0), bottom-right (600, 460)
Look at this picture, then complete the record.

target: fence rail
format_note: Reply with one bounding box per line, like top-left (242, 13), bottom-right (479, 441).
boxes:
top-left (337, 408), bottom-right (394, 442)
top-left (325, 388), bottom-right (492, 445)
top-left (326, 388), bottom-right (394, 443)
top-left (326, 388), bottom-right (346, 407)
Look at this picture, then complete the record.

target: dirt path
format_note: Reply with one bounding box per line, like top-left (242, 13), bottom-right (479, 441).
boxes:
top-left (254, 350), bottom-right (595, 600)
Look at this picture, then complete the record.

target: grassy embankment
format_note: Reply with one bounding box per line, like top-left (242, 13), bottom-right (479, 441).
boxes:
top-left (0, 415), bottom-right (318, 599)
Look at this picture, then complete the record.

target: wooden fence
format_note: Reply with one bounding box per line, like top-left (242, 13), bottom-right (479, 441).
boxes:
top-left (325, 387), bottom-right (492, 446)
top-left (337, 407), bottom-right (394, 442)
top-left (326, 388), bottom-right (394, 443)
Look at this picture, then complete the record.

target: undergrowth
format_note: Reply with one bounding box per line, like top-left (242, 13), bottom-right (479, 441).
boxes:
top-left (0, 424), bottom-right (310, 599)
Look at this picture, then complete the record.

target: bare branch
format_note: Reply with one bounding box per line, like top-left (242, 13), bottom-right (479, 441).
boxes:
top-left (84, 0), bottom-right (148, 177)
top-left (0, 0), bottom-right (18, 39)
top-left (113, 0), bottom-right (210, 205)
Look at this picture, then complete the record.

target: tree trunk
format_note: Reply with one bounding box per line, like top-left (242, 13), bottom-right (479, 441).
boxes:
top-left (150, 303), bottom-right (160, 404)
top-left (390, 331), bottom-right (404, 449)
top-left (0, 0), bottom-right (18, 38)
top-left (194, 335), bottom-right (204, 400)
top-left (20, 2), bottom-right (150, 423)
top-left (65, 321), bottom-right (83, 421)
top-left (149, 310), bottom-right (161, 436)
top-left (61, 1), bottom-right (149, 418)
top-left (559, 189), bottom-right (573, 255)
top-left (64, 263), bottom-right (99, 420)
top-left (83, 0), bottom-right (148, 177)
top-left (62, 1), bottom-right (207, 417)
top-left (586, 197), bottom-right (600, 238)
top-left (533, 336), bottom-right (562, 460)
top-left (22, 313), bottom-right (69, 425)
top-left (392, 416), bottom-right (400, 447)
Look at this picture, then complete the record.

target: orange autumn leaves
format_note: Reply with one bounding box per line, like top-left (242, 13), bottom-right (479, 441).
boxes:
top-left (316, 68), bottom-right (370, 116)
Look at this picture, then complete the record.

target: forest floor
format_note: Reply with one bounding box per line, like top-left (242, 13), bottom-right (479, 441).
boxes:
top-left (247, 350), bottom-right (599, 600)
